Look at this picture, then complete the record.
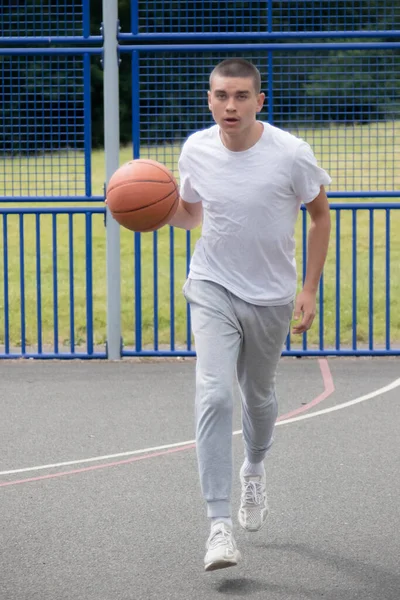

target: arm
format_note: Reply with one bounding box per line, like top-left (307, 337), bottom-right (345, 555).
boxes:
top-left (171, 138), bottom-right (203, 230)
top-left (292, 185), bottom-right (331, 334)
top-left (168, 197), bottom-right (203, 230)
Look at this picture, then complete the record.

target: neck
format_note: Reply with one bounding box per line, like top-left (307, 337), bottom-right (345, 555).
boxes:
top-left (219, 120), bottom-right (263, 152)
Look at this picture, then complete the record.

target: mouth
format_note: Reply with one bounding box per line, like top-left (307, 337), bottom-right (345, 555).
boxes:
top-left (223, 117), bottom-right (240, 125)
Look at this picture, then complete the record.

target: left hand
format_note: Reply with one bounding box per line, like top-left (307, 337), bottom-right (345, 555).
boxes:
top-left (292, 290), bottom-right (317, 334)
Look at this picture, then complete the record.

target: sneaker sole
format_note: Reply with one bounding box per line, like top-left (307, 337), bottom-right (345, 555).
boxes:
top-left (204, 553), bottom-right (241, 572)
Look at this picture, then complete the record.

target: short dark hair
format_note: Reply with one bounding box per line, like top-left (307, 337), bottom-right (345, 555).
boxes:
top-left (209, 58), bottom-right (262, 94)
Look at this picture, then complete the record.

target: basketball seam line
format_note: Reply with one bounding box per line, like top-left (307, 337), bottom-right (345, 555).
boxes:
top-left (111, 188), bottom-right (178, 214)
top-left (141, 196), bottom-right (179, 231)
top-left (109, 180), bottom-right (173, 187)
top-left (131, 159), bottom-right (177, 186)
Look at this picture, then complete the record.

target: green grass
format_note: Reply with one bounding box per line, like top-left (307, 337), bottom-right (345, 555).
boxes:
top-left (0, 122), bottom-right (399, 351)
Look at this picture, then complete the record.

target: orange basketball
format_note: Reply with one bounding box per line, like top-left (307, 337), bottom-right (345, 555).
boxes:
top-left (106, 159), bottom-right (179, 232)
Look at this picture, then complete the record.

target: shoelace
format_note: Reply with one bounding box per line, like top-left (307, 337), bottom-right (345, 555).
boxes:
top-left (242, 480), bottom-right (264, 506)
top-left (208, 526), bottom-right (233, 550)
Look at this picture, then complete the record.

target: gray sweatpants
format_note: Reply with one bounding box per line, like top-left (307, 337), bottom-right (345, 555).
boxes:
top-left (183, 278), bottom-right (293, 519)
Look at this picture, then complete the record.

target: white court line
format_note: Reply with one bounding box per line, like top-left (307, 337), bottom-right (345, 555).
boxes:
top-left (0, 376), bottom-right (399, 478)
top-left (275, 377), bottom-right (400, 425)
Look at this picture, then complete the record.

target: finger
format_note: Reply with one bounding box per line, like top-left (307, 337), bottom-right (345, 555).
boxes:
top-left (292, 313), bottom-right (314, 334)
top-left (293, 304), bottom-right (303, 321)
top-left (292, 324), bottom-right (306, 334)
top-left (292, 320), bottom-right (306, 334)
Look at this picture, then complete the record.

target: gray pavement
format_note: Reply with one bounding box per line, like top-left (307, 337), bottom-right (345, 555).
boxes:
top-left (0, 358), bottom-right (399, 600)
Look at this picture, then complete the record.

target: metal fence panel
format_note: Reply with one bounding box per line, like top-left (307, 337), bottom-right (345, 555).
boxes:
top-left (0, 207), bottom-right (107, 359)
top-left (273, 0), bottom-right (400, 32)
top-left (136, 0), bottom-right (400, 34)
top-left (0, 1), bottom-right (105, 359)
top-left (127, 48), bottom-right (400, 197)
top-left (0, 0), bottom-right (88, 38)
top-left (0, 52), bottom-right (92, 201)
top-left (119, 204), bottom-right (400, 357)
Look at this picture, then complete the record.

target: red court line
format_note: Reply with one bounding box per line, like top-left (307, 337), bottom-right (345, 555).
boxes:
top-left (0, 359), bottom-right (334, 489)
top-left (0, 445), bottom-right (197, 488)
top-left (276, 358), bottom-right (335, 421)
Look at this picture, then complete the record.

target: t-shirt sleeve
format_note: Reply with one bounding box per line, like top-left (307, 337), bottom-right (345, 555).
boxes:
top-left (291, 142), bottom-right (332, 204)
top-left (178, 141), bottom-right (202, 204)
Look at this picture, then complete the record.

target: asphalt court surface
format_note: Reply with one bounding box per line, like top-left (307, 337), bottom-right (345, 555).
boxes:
top-left (0, 357), bottom-right (399, 600)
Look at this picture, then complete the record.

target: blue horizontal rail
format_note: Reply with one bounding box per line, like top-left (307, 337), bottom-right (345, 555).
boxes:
top-left (4, 32), bottom-right (399, 48)
top-left (328, 193), bottom-right (400, 199)
top-left (0, 48), bottom-right (102, 56)
top-left (119, 30), bottom-right (400, 42)
top-left (121, 349), bottom-right (400, 358)
top-left (1, 194), bottom-right (398, 204)
top-left (119, 42), bottom-right (400, 53)
top-left (0, 197), bottom-right (105, 203)
top-left (0, 207), bottom-right (105, 214)
top-left (3, 41), bottom-right (398, 58)
top-left (0, 36), bottom-right (103, 45)
top-left (308, 202), bottom-right (400, 210)
top-left (0, 352), bottom-right (106, 360)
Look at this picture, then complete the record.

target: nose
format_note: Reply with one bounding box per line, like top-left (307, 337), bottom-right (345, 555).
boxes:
top-left (226, 97), bottom-right (236, 112)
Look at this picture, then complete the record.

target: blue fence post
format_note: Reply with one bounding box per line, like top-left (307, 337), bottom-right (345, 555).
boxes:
top-left (153, 231), bottom-right (159, 351)
top-left (19, 214), bottom-right (26, 355)
top-left (52, 214), bottom-right (59, 355)
top-left (2, 216), bottom-right (10, 354)
top-left (369, 209), bottom-right (374, 351)
top-left (352, 209), bottom-right (357, 351)
top-left (68, 214), bottom-right (75, 354)
top-left (335, 211), bottom-right (341, 350)
top-left (385, 209), bottom-right (391, 350)
top-left (85, 212), bottom-right (94, 355)
top-left (169, 226), bottom-right (175, 352)
top-left (35, 214), bottom-right (43, 355)
top-left (186, 230), bottom-right (191, 352)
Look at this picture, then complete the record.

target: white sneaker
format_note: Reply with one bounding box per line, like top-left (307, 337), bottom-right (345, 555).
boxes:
top-left (204, 522), bottom-right (241, 571)
top-left (238, 467), bottom-right (268, 532)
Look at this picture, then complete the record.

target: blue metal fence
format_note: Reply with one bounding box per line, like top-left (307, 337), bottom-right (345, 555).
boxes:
top-left (0, 202), bottom-right (398, 358)
top-left (0, 1), bottom-right (105, 358)
top-left (0, 0), bottom-right (97, 42)
top-left (127, 46), bottom-right (400, 197)
top-left (0, 207), bottom-right (106, 359)
top-left (0, 1), bottom-right (399, 358)
top-left (130, 0), bottom-right (400, 35)
top-left (118, 203), bottom-right (400, 358)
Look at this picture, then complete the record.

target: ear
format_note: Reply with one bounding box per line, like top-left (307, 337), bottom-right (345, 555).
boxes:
top-left (207, 90), bottom-right (212, 111)
top-left (256, 92), bottom-right (266, 113)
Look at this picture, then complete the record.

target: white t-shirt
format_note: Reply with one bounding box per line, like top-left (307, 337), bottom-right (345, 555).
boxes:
top-left (178, 121), bottom-right (331, 306)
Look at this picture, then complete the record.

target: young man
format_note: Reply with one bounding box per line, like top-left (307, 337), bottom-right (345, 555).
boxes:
top-left (168, 58), bottom-right (331, 571)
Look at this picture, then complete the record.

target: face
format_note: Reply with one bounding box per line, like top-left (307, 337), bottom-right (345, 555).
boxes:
top-left (208, 75), bottom-right (265, 137)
